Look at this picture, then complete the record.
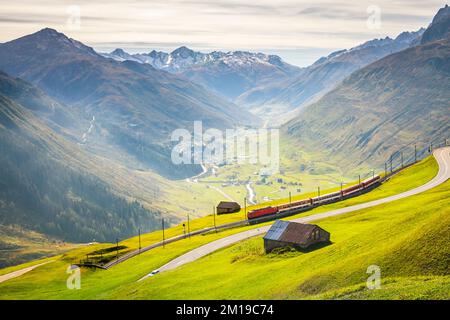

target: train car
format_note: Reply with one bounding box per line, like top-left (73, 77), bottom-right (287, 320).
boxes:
top-left (315, 191), bottom-right (341, 204)
top-left (248, 175), bottom-right (382, 221)
top-left (362, 175), bottom-right (381, 188)
top-left (342, 184), bottom-right (361, 196)
top-left (277, 198), bottom-right (311, 211)
top-left (247, 206), bottom-right (279, 220)
top-left (278, 199), bottom-right (311, 213)
top-left (342, 175), bottom-right (381, 196)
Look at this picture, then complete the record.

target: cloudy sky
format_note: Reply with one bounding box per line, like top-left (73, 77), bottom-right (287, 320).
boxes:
top-left (0, 0), bottom-right (446, 66)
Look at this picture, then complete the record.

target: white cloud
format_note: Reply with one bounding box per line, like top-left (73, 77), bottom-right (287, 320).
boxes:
top-left (0, 0), bottom-right (445, 66)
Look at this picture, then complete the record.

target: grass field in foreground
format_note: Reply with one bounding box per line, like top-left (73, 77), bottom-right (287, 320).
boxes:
top-left (120, 155), bottom-right (438, 251)
top-left (0, 155), bottom-right (443, 299)
top-left (106, 168), bottom-right (450, 299)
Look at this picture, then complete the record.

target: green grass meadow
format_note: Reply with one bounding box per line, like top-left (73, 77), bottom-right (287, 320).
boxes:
top-left (0, 155), bottom-right (447, 299)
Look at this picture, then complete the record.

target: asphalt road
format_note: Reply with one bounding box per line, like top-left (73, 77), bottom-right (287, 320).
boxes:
top-left (140, 147), bottom-right (450, 281)
top-left (0, 260), bottom-right (54, 284)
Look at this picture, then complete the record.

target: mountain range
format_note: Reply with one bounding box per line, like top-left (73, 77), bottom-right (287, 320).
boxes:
top-left (239, 28), bottom-right (425, 122)
top-left (0, 71), bottom-right (162, 243)
top-left (0, 4), bottom-right (449, 264)
top-left (0, 28), bottom-right (256, 179)
top-left (101, 27), bottom-right (427, 125)
top-left (284, 5), bottom-right (450, 172)
top-left (102, 47), bottom-right (301, 101)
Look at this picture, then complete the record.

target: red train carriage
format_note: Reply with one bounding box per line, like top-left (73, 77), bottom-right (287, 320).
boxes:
top-left (247, 206), bottom-right (279, 219)
top-left (247, 175), bottom-right (381, 221)
top-left (277, 198), bottom-right (311, 211)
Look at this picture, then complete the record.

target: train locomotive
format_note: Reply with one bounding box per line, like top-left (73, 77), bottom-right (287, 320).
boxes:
top-left (247, 175), bottom-right (381, 223)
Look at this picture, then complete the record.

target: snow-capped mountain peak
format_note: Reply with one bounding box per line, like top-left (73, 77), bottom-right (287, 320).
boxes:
top-left (100, 47), bottom-right (297, 74)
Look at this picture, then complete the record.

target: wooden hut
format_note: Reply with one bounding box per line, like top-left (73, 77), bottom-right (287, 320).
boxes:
top-left (263, 220), bottom-right (330, 253)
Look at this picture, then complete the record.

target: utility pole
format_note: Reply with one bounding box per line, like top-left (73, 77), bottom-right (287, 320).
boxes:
top-left (213, 206), bottom-right (217, 232)
top-left (401, 152), bottom-right (404, 168)
top-left (187, 213), bottom-right (191, 238)
top-left (358, 174), bottom-right (361, 186)
top-left (414, 144), bottom-right (417, 163)
top-left (138, 228), bottom-right (141, 254)
top-left (116, 238), bottom-right (119, 260)
top-left (244, 197), bottom-right (247, 221)
top-left (372, 170), bottom-right (375, 179)
top-left (183, 223), bottom-right (186, 238)
top-left (390, 155), bottom-right (393, 173)
top-left (340, 182), bottom-right (343, 197)
top-left (289, 191), bottom-right (292, 204)
top-left (317, 186), bottom-right (320, 197)
top-left (162, 218), bottom-right (165, 248)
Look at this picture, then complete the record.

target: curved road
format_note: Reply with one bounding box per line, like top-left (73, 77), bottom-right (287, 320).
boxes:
top-left (140, 147), bottom-right (450, 280)
top-left (0, 260), bottom-right (54, 284)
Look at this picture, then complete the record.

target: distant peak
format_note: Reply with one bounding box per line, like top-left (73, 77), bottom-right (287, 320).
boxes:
top-left (13, 27), bottom-right (99, 58)
top-left (174, 45), bottom-right (191, 51)
top-left (39, 27), bottom-right (59, 34)
top-left (395, 28), bottom-right (423, 41)
top-left (171, 46), bottom-right (195, 57)
top-left (421, 4), bottom-right (450, 44)
top-left (430, 4), bottom-right (450, 25)
top-left (111, 48), bottom-right (127, 55)
top-left (34, 28), bottom-right (66, 39)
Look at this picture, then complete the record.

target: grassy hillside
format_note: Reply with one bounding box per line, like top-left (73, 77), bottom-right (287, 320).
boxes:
top-left (0, 154), bottom-right (443, 299)
top-left (0, 225), bottom-right (81, 269)
top-left (284, 37), bottom-right (450, 175)
top-left (106, 160), bottom-right (449, 299)
top-left (0, 93), bottom-right (163, 244)
top-left (0, 72), bottom-right (250, 266)
top-left (0, 70), bottom-right (266, 266)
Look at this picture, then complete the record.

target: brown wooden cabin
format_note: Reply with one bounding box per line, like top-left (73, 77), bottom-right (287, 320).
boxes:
top-left (263, 220), bottom-right (330, 253)
top-left (216, 201), bottom-right (241, 214)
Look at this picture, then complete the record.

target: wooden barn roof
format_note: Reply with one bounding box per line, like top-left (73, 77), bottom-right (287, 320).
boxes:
top-left (264, 220), bottom-right (319, 245)
top-left (217, 201), bottom-right (240, 208)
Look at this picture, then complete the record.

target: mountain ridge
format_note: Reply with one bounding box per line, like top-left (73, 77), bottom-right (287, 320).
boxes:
top-left (284, 34), bottom-right (450, 172)
top-left (0, 28), bottom-right (257, 179)
top-left (101, 46), bottom-right (301, 101)
top-left (240, 27), bottom-right (425, 122)
top-left (0, 73), bottom-right (164, 243)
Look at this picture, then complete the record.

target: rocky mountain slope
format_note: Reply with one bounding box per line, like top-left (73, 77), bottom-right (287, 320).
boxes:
top-left (284, 7), bottom-right (450, 172)
top-left (0, 72), bottom-right (163, 242)
top-left (0, 28), bottom-right (256, 179)
top-left (241, 28), bottom-right (425, 122)
top-left (102, 46), bottom-right (301, 101)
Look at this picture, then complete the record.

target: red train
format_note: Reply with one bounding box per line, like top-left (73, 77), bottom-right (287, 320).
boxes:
top-left (247, 175), bottom-right (381, 221)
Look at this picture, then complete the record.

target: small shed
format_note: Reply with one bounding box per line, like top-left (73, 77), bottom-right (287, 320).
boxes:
top-left (216, 201), bottom-right (241, 214)
top-left (263, 220), bottom-right (330, 253)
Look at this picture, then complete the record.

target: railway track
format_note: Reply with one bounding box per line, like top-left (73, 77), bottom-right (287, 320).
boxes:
top-left (138, 147), bottom-right (450, 280)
